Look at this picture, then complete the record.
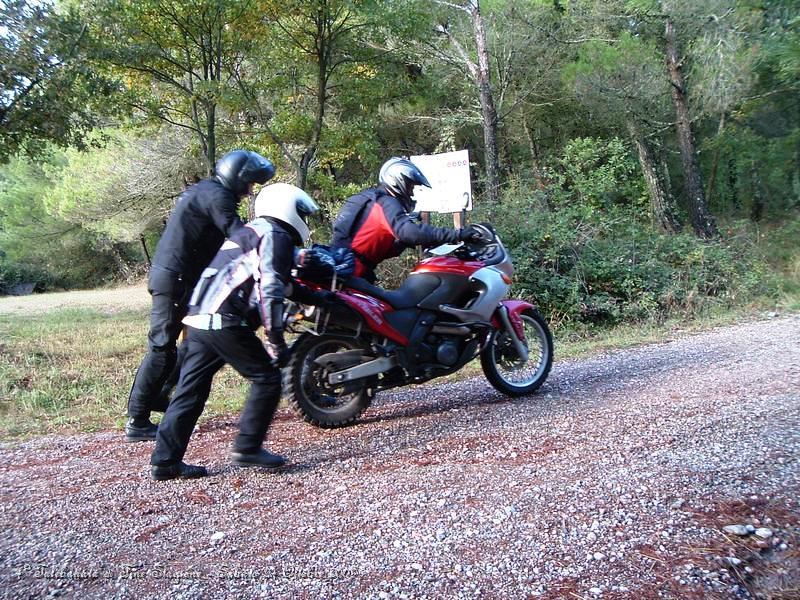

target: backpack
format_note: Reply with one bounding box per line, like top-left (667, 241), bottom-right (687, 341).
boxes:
top-left (294, 243), bottom-right (355, 284)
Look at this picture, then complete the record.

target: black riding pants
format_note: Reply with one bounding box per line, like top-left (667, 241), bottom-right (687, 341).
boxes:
top-left (150, 326), bottom-right (282, 467)
top-left (127, 266), bottom-right (189, 420)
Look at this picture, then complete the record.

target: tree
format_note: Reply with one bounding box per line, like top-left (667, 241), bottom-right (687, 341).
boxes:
top-left (0, 154), bottom-right (137, 286)
top-left (664, 13), bottom-right (718, 238)
top-left (45, 128), bottom-right (204, 248)
top-left (256, 0), bottom-right (378, 188)
top-left (84, 0), bottom-right (264, 173)
top-left (0, 0), bottom-right (117, 163)
top-left (628, 124), bottom-right (682, 233)
top-left (228, 0), bottom-right (424, 206)
top-left (564, 26), bottom-right (683, 233)
top-left (737, 1), bottom-right (800, 214)
top-left (433, 0), bottom-right (502, 205)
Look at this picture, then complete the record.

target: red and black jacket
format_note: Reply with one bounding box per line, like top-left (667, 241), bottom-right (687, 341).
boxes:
top-left (331, 187), bottom-right (461, 281)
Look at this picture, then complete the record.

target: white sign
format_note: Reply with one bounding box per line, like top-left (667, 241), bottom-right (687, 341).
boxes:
top-left (410, 150), bottom-right (472, 213)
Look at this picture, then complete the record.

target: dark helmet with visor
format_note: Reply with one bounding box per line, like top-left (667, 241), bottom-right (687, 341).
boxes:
top-left (378, 157), bottom-right (431, 211)
top-left (215, 150), bottom-right (276, 196)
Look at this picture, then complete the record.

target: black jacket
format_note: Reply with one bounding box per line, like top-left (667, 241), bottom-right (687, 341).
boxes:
top-left (152, 178), bottom-right (243, 286)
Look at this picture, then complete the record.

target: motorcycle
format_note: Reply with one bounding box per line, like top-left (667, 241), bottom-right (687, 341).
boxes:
top-left (283, 224), bottom-right (553, 428)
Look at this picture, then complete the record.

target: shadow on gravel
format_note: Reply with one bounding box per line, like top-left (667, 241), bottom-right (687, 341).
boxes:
top-left (187, 330), bottom-right (740, 475)
top-left (358, 388), bottom-right (514, 426)
top-left (274, 337), bottom-right (743, 471)
top-left (549, 342), bottom-right (729, 392)
top-left (279, 386), bottom-right (566, 471)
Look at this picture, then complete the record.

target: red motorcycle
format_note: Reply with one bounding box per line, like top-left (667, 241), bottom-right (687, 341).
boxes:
top-left (284, 224), bottom-right (553, 428)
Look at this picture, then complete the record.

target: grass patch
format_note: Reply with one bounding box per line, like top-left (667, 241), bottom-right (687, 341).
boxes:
top-left (0, 307), bottom-right (250, 439)
top-left (553, 294), bottom-right (796, 359)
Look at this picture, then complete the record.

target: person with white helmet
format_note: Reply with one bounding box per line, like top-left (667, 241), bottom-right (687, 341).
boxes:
top-left (331, 157), bottom-right (492, 283)
top-left (149, 183), bottom-right (335, 480)
top-left (126, 149), bottom-right (275, 442)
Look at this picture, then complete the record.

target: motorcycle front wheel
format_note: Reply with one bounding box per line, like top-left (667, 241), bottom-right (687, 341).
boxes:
top-left (480, 308), bottom-right (553, 396)
top-left (285, 333), bottom-right (373, 428)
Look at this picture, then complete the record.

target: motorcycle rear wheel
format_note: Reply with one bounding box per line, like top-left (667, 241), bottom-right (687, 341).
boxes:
top-left (286, 333), bottom-right (373, 428)
top-left (480, 308), bottom-right (553, 396)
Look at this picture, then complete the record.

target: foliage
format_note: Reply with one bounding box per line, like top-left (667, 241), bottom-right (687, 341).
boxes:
top-left (0, 259), bottom-right (55, 295)
top-left (0, 0), bottom-right (797, 325)
top-left (563, 31), bottom-right (669, 128)
top-left (45, 128), bottom-right (204, 242)
top-left (0, 0), bottom-right (118, 162)
top-left (0, 155), bottom-right (143, 291)
top-left (549, 137), bottom-right (648, 213)
top-left (488, 186), bottom-right (777, 327)
top-left (83, 0), bottom-right (267, 171)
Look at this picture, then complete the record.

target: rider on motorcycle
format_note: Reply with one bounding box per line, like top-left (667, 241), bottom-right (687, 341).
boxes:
top-left (331, 157), bottom-right (492, 283)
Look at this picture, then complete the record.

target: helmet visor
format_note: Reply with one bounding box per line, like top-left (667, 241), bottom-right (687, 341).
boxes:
top-left (296, 196), bottom-right (319, 219)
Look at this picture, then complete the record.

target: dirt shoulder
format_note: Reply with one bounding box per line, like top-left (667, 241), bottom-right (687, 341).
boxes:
top-left (1, 315), bottom-right (798, 599)
top-left (0, 285), bottom-right (150, 315)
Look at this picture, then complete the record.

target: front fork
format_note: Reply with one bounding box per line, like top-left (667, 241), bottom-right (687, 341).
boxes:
top-left (495, 304), bottom-right (529, 362)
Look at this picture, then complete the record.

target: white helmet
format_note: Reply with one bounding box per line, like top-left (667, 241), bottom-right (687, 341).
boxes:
top-left (254, 183), bottom-right (319, 245)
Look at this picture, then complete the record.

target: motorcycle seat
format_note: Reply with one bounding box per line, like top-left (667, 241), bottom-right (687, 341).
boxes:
top-left (344, 276), bottom-right (439, 310)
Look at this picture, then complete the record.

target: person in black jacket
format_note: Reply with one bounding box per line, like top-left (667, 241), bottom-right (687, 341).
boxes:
top-left (331, 157), bottom-right (491, 283)
top-left (150, 183), bottom-right (334, 480)
top-left (125, 150), bottom-right (275, 442)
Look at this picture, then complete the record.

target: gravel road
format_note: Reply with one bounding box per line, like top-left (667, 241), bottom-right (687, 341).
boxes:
top-left (1, 315), bottom-right (798, 599)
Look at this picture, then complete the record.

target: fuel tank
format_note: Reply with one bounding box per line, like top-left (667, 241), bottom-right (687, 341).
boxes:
top-left (411, 256), bottom-right (484, 277)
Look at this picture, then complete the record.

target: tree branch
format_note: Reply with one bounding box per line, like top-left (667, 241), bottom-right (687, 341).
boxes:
top-left (436, 25), bottom-right (478, 80)
top-left (432, 0), bottom-right (472, 14)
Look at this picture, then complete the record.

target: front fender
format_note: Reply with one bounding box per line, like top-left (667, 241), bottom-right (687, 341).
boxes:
top-left (491, 300), bottom-right (536, 341)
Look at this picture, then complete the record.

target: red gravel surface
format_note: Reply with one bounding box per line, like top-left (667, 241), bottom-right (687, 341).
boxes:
top-left (1, 315), bottom-right (798, 599)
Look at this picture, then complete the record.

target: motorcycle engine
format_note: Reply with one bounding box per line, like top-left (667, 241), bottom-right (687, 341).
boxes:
top-left (435, 337), bottom-right (460, 366)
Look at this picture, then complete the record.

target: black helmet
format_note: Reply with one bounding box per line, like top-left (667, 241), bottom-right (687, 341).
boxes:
top-left (215, 150), bottom-right (276, 196)
top-left (379, 157), bottom-right (431, 210)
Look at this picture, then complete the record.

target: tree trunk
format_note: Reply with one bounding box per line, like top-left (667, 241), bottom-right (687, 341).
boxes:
top-left (665, 18), bottom-right (717, 239)
top-left (794, 101), bottom-right (800, 206)
top-left (522, 118), bottom-right (546, 192)
top-left (189, 95), bottom-right (211, 175)
top-left (728, 157), bottom-right (739, 212)
top-left (298, 81), bottom-right (326, 190)
top-left (298, 11), bottom-right (329, 190)
top-left (750, 163), bottom-right (764, 222)
top-left (470, 0), bottom-right (501, 206)
top-left (102, 237), bottom-right (133, 280)
top-left (206, 103), bottom-right (216, 176)
top-left (139, 234), bottom-right (151, 266)
top-left (704, 112), bottom-right (726, 208)
top-left (628, 122), bottom-right (681, 234)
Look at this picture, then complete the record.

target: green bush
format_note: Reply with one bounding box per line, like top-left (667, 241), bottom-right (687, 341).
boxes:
top-left (485, 190), bottom-right (777, 326)
top-left (465, 136), bottom-right (792, 327)
top-left (0, 259), bottom-right (56, 295)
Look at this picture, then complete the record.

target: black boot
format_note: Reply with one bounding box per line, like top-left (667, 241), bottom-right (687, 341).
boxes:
top-left (230, 448), bottom-right (286, 469)
top-left (125, 418), bottom-right (158, 442)
top-left (151, 462), bottom-right (208, 481)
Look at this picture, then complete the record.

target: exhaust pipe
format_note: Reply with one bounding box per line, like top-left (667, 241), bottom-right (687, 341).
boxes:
top-left (326, 356), bottom-right (398, 385)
